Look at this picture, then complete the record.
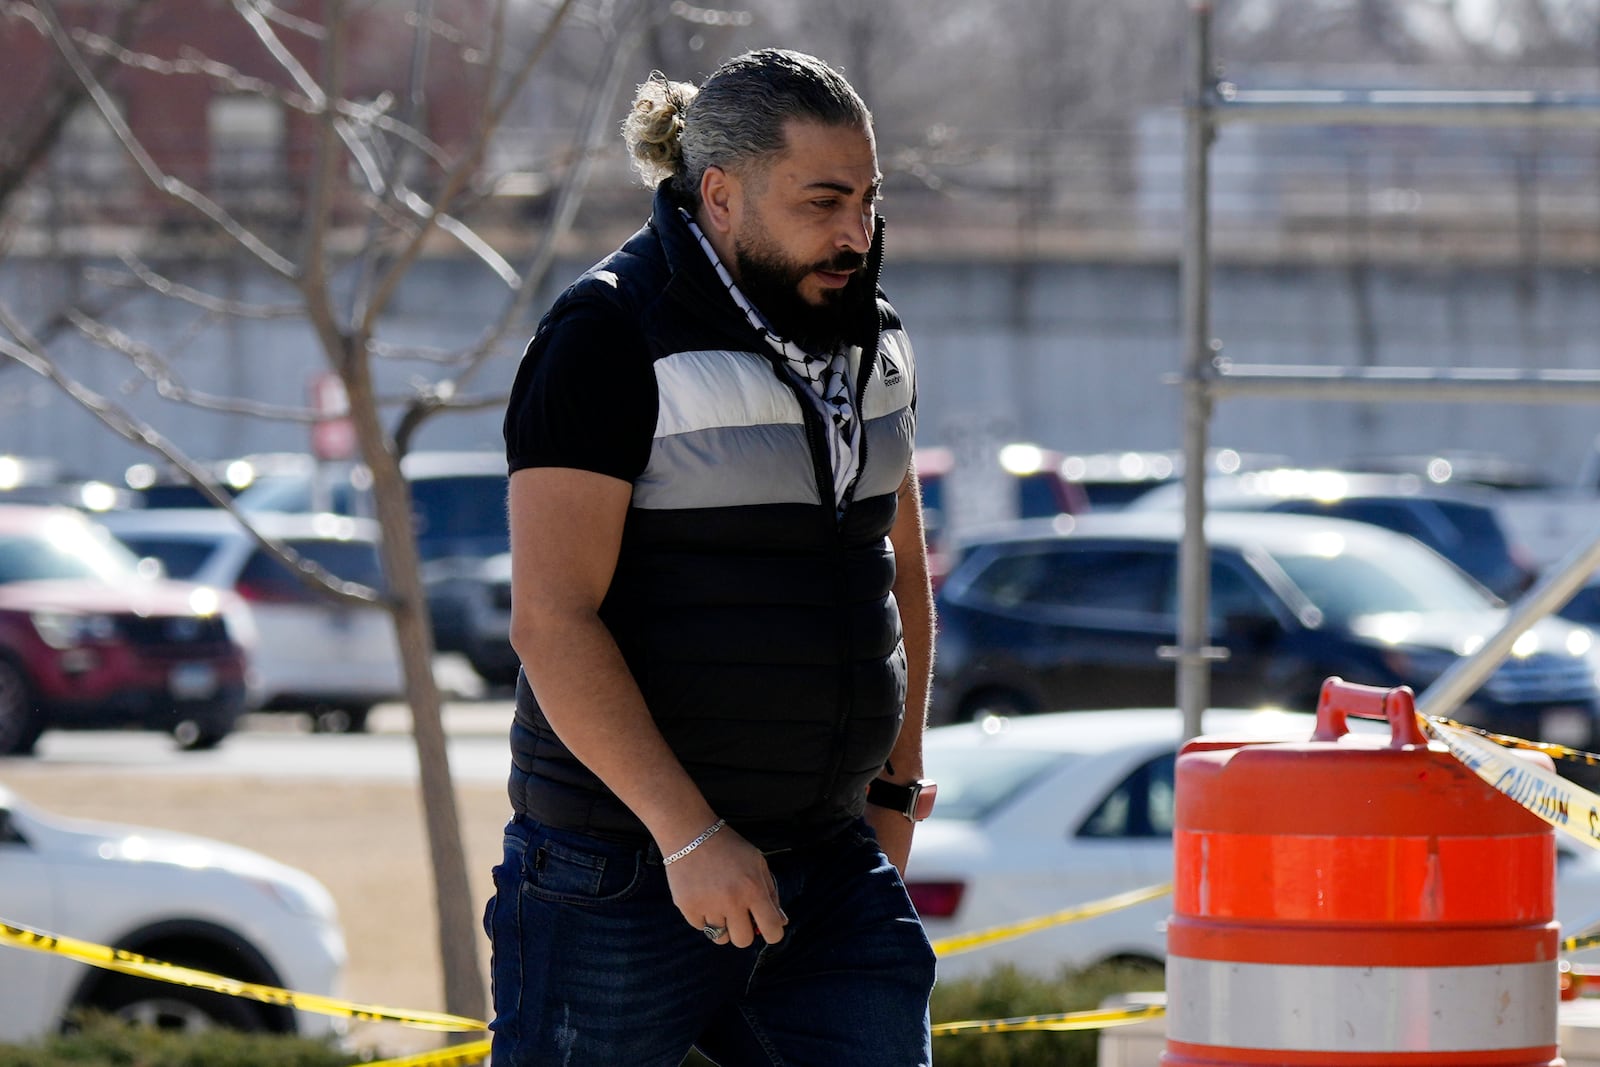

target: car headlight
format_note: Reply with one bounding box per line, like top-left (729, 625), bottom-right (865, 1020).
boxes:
top-left (31, 610), bottom-right (117, 649)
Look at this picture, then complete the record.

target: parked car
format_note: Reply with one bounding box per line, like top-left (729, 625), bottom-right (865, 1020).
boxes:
top-left (916, 444), bottom-right (1090, 589)
top-left (0, 454), bottom-right (132, 513)
top-left (0, 779), bottom-right (346, 1038)
top-left (98, 509), bottom-right (403, 734)
top-left (1559, 577), bottom-right (1600, 632)
top-left (119, 452), bottom-right (324, 511)
top-left (1057, 447), bottom-right (1292, 511)
top-left (423, 550), bottom-right (517, 688)
top-left (234, 450), bottom-right (510, 683)
top-left (1129, 467), bottom-right (1538, 600)
top-left (906, 707), bottom-right (1600, 981)
top-left (930, 511), bottom-right (1600, 751)
top-left (1339, 451), bottom-right (1556, 493)
top-left (0, 506), bottom-right (250, 754)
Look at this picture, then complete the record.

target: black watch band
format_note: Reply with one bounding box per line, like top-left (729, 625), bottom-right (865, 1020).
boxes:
top-left (866, 777), bottom-right (938, 822)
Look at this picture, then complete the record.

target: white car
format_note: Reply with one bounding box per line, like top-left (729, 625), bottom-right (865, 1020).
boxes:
top-left (98, 509), bottom-right (404, 733)
top-left (907, 707), bottom-right (1600, 981)
top-left (0, 781), bottom-right (346, 1039)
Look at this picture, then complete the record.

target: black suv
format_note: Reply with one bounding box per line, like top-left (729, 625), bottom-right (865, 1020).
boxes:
top-left (931, 511), bottom-right (1600, 751)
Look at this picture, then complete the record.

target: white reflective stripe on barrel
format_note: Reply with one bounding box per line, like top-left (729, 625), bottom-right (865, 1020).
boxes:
top-left (1167, 956), bottom-right (1557, 1052)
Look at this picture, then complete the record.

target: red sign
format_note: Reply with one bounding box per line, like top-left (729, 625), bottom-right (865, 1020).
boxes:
top-left (309, 372), bottom-right (357, 462)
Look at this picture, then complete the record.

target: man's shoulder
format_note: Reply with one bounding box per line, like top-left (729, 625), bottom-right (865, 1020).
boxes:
top-left (565, 227), bottom-right (670, 312)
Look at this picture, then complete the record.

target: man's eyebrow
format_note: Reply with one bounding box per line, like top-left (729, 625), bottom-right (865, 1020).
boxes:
top-left (803, 177), bottom-right (884, 195)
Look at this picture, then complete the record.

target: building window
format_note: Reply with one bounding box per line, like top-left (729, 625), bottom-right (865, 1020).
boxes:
top-left (56, 98), bottom-right (126, 185)
top-left (208, 94), bottom-right (284, 189)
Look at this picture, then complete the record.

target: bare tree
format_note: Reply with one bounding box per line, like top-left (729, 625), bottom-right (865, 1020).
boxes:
top-left (0, 0), bottom-right (661, 1027)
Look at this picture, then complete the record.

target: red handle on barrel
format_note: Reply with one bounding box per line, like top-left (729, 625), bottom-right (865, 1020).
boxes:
top-left (1313, 677), bottom-right (1425, 748)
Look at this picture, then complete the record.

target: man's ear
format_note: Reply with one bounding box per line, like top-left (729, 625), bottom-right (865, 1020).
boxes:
top-left (699, 165), bottom-right (740, 235)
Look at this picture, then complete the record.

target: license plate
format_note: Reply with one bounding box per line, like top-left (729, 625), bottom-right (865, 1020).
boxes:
top-left (1540, 705), bottom-right (1591, 748)
top-left (170, 663), bottom-right (219, 701)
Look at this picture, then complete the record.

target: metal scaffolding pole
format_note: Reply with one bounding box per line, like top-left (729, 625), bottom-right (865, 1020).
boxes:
top-left (1176, 1), bottom-right (1218, 742)
top-left (1175, 2), bottom-right (1600, 740)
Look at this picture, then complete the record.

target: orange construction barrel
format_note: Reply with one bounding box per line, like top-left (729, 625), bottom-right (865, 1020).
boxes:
top-left (1164, 678), bottom-right (1561, 1066)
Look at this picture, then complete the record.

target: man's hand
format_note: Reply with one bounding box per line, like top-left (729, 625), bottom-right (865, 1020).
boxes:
top-left (664, 826), bottom-right (788, 948)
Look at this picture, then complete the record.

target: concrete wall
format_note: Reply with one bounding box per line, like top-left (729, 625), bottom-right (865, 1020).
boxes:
top-left (2, 252), bottom-right (1597, 489)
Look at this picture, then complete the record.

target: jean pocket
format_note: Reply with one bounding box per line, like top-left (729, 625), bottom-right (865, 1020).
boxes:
top-left (521, 834), bottom-right (646, 905)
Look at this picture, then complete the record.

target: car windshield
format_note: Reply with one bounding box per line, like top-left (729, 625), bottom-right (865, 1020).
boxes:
top-left (924, 744), bottom-right (1073, 821)
top-left (1269, 536), bottom-right (1493, 625)
top-left (0, 517), bottom-right (141, 585)
top-left (112, 536), bottom-right (218, 580)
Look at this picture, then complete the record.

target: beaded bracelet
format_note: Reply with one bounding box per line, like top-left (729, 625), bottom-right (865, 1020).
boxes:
top-left (663, 818), bottom-right (727, 866)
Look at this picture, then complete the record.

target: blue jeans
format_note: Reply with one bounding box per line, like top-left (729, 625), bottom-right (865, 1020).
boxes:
top-left (482, 816), bottom-right (936, 1066)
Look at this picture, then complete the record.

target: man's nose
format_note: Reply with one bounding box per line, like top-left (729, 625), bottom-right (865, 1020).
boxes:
top-left (838, 206), bottom-right (872, 254)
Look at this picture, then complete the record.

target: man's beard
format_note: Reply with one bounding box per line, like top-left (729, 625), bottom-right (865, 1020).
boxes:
top-left (733, 230), bottom-right (867, 354)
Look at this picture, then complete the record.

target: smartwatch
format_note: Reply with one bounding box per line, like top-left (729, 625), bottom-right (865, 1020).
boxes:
top-left (866, 777), bottom-right (938, 822)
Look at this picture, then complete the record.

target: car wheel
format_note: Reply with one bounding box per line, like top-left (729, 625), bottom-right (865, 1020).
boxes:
top-left (312, 705), bottom-right (370, 734)
top-left (0, 657), bottom-right (44, 756)
top-left (87, 974), bottom-right (265, 1032)
top-left (960, 688), bottom-right (1035, 721)
top-left (172, 718), bottom-right (229, 751)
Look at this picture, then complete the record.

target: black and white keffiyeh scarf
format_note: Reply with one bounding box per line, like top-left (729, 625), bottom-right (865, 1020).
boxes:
top-left (682, 210), bottom-right (861, 516)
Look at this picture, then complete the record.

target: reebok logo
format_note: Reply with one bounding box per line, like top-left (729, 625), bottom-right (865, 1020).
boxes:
top-left (880, 351), bottom-right (902, 386)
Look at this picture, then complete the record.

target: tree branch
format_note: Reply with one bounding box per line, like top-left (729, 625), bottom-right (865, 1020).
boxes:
top-left (66, 308), bottom-right (321, 421)
top-left (85, 256), bottom-right (305, 319)
top-left (35, 0), bottom-right (299, 277)
top-left (0, 0), bottom-right (154, 205)
top-left (0, 300), bottom-right (382, 606)
top-left (358, 0), bottom-right (579, 338)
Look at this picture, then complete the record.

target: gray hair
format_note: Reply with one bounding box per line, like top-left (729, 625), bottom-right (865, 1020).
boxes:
top-left (621, 48), bottom-right (871, 206)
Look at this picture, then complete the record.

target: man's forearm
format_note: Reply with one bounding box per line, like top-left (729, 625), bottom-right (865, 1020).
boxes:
top-left (515, 610), bottom-right (718, 852)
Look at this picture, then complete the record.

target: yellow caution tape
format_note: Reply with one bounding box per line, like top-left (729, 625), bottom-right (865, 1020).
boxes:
top-left (0, 920), bottom-right (487, 1032)
top-left (4, 869), bottom-right (1175, 1050)
top-left (1430, 717), bottom-right (1600, 769)
top-left (1423, 718), bottom-right (1600, 851)
top-left (932, 1001), bottom-right (1166, 1035)
top-left (929, 881), bottom-right (1172, 958)
top-left (1566, 932), bottom-right (1600, 954)
top-left (360, 1039), bottom-right (493, 1067)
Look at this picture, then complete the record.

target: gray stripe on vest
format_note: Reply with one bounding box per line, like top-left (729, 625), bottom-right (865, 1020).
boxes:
top-left (855, 407), bottom-right (916, 499)
top-left (634, 422), bottom-right (821, 509)
top-left (654, 348), bottom-right (801, 438)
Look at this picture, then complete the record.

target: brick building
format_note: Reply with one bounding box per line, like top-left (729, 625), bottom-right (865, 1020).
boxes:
top-left (2, 0), bottom-right (494, 228)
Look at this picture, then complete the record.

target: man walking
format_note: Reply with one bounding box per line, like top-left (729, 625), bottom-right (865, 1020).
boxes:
top-left (487, 47), bottom-right (937, 1066)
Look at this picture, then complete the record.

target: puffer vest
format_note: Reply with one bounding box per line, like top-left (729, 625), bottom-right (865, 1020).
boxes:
top-left (506, 187), bottom-right (917, 850)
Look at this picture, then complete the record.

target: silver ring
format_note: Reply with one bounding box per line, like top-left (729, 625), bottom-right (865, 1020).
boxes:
top-left (702, 924), bottom-right (727, 942)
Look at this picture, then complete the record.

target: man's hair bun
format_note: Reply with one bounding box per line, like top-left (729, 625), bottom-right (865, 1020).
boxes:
top-left (623, 73), bottom-right (699, 187)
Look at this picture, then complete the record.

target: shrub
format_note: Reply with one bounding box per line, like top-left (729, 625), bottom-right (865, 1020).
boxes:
top-left (679, 959), bottom-right (1164, 1067)
top-left (0, 1014), bottom-right (362, 1067)
top-left (926, 959), bottom-right (1165, 1067)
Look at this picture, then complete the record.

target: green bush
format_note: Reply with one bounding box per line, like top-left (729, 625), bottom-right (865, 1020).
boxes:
top-left (928, 960), bottom-right (1165, 1067)
top-left (679, 959), bottom-right (1164, 1067)
top-left (0, 1014), bottom-right (363, 1067)
top-left (10, 965), bottom-right (1163, 1067)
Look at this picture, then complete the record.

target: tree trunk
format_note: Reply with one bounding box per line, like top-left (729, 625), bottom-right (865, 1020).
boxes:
top-left (343, 349), bottom-right (485, 1024)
